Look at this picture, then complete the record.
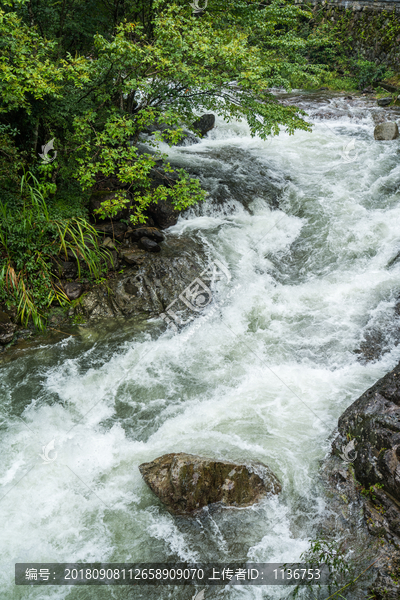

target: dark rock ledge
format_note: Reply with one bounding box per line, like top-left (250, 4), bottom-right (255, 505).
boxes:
top-left (321, 363), bottom-right (400, 599)
top-left (72, 235), bottom-right (207, 322)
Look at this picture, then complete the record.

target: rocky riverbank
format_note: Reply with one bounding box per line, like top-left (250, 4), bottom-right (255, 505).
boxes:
top-left (320, 363), bottom-right (400, 599)
top-left (3, 91), bottom-right (399, 351)
top-left (0, 115), bottom-right (217, 353)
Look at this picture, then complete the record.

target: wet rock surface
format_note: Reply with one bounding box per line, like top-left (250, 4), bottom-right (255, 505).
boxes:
top-left (377, 98), bottom-right (392, 107)
top-left (0, 311), bottom-right (17, 345)
top-left (374, 122), bottom-right (399, 140)
top-left (192, 113), bottom-right (215, 137)
top-left (321, 456), bottom-right (399, 600)
top-left (63, 282), bottom-right (84, 301)
top-left (118, 247), bottom-right (146, 266)
top-left (332, 364), bottom-right (400, 505)
top-left (129, 227), bottom-right (164, 243)
top-left (322, 362), bottom-right (400, 599)
top-left (138, 237), bottom-right (161, 253)
top-left (145, 197), bottom-right (180, 229)
top-left (74, 236), bottom-right (208, 321)
top-left (139, 452), bottom-right (281, 515)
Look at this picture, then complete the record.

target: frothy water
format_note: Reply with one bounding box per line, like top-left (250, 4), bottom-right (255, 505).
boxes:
top-left (2, 93), bottom-right (400, 599)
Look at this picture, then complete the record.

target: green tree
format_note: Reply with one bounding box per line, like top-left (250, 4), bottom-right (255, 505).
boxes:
top-left (0, 0), bottom-right (330, 326)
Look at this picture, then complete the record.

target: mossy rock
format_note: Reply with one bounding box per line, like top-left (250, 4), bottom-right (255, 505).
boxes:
top-left (139, 452), bottom-right (282, 515)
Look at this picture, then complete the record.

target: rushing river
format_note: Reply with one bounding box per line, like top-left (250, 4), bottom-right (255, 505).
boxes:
top-left (2, 92), bottom-right (400, 600)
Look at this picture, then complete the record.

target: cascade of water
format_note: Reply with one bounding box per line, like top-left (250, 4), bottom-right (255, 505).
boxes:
top-left (1, 93), bottom-right (400, 599)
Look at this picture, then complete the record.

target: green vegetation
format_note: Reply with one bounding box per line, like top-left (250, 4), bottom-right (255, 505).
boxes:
top-left (360, 482), bottom-right (385, 500)
top-left (0, 172), bottom-right (110, 328)
top-left (0, 0), bottom-right (343, 328)
top-left (304, 6), bottom-right (396, 91)
top-left (292, 536), bottom-right (377, 599)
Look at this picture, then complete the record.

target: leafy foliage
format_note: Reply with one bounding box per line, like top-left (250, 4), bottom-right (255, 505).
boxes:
top-left (0, 0), bottom-right (333, 325)
top-left (348, 58), bottom-right (391, 90)
top-left (293, 536), bottom-right (377, 599)
top-left (0, 173), bottom-right (109, 328)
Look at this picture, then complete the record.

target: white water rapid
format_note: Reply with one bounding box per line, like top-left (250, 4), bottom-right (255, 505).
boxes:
top-left (2, 92), bottom-right (400, 600)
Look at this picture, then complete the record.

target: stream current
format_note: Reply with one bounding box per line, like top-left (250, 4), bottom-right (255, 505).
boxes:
top-left (2, 92), bottom-right (400, 599)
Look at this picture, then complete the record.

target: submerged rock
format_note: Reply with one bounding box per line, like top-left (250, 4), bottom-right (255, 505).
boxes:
top-left (374, 122), bottom-right (399, 140)
top-left (139, 452), bottom-right (282, 515)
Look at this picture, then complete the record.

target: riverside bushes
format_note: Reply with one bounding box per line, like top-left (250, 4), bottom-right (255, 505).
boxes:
top-left (0, 0), bottom-right (330, 327)
top-left (0, 173), bottom-right (110, 328)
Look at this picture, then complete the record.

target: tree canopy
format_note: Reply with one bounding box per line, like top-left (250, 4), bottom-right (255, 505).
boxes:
top-left (0, 0), bottom-right (331, 326)
top-left (0, 0), bottom-right (326, 211)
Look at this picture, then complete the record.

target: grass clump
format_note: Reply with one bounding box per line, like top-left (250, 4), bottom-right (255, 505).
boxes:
top-left (0, 172), bottom-right (110, 329)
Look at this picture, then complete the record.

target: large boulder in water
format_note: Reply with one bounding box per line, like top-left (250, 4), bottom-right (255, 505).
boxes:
top-left (192, 114), bottom-right (215, 137)
top-left (139, 452), bottom-right (282, 515)
top-left (374, 122), bottom-right (399, 140)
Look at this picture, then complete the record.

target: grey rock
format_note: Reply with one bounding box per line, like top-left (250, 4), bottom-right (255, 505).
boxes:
top-left (0, 311), bottom-right (17, 345)
top-left (374, 122), bottom-right (399, 140)
top-left (124, 280), bottom-right (139, 295)
top-left (102, 237), bottom-right (117, 250)
top-left (144, 168), bottom-right (182, 229)
top-left (138, 237), bottom-right (161, 253)
top-left (377, 97), bottom-right (392, 107)
top-left (119, 247), bottom-right (146, 266)
top-left (130, 228), bottom-right (164, 243)
top-left (63, 282), bottom-right (84, 300)
top-left (321, 362), bottom-right (400, 599)
top-left (332, 364), bottom-right (400, 503)
top-left (145, 199), bottom-right (180, 229)
top-left (52, 260), bottom-right (78, 279)
top-left (76, 236), bottom-right (206, 321)
top-left (192, 114), bottom-right (215, 137)
top-left (73, 288), bottom-right (118, 320)
top-left (139, 453), bottom-right (281, 515)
